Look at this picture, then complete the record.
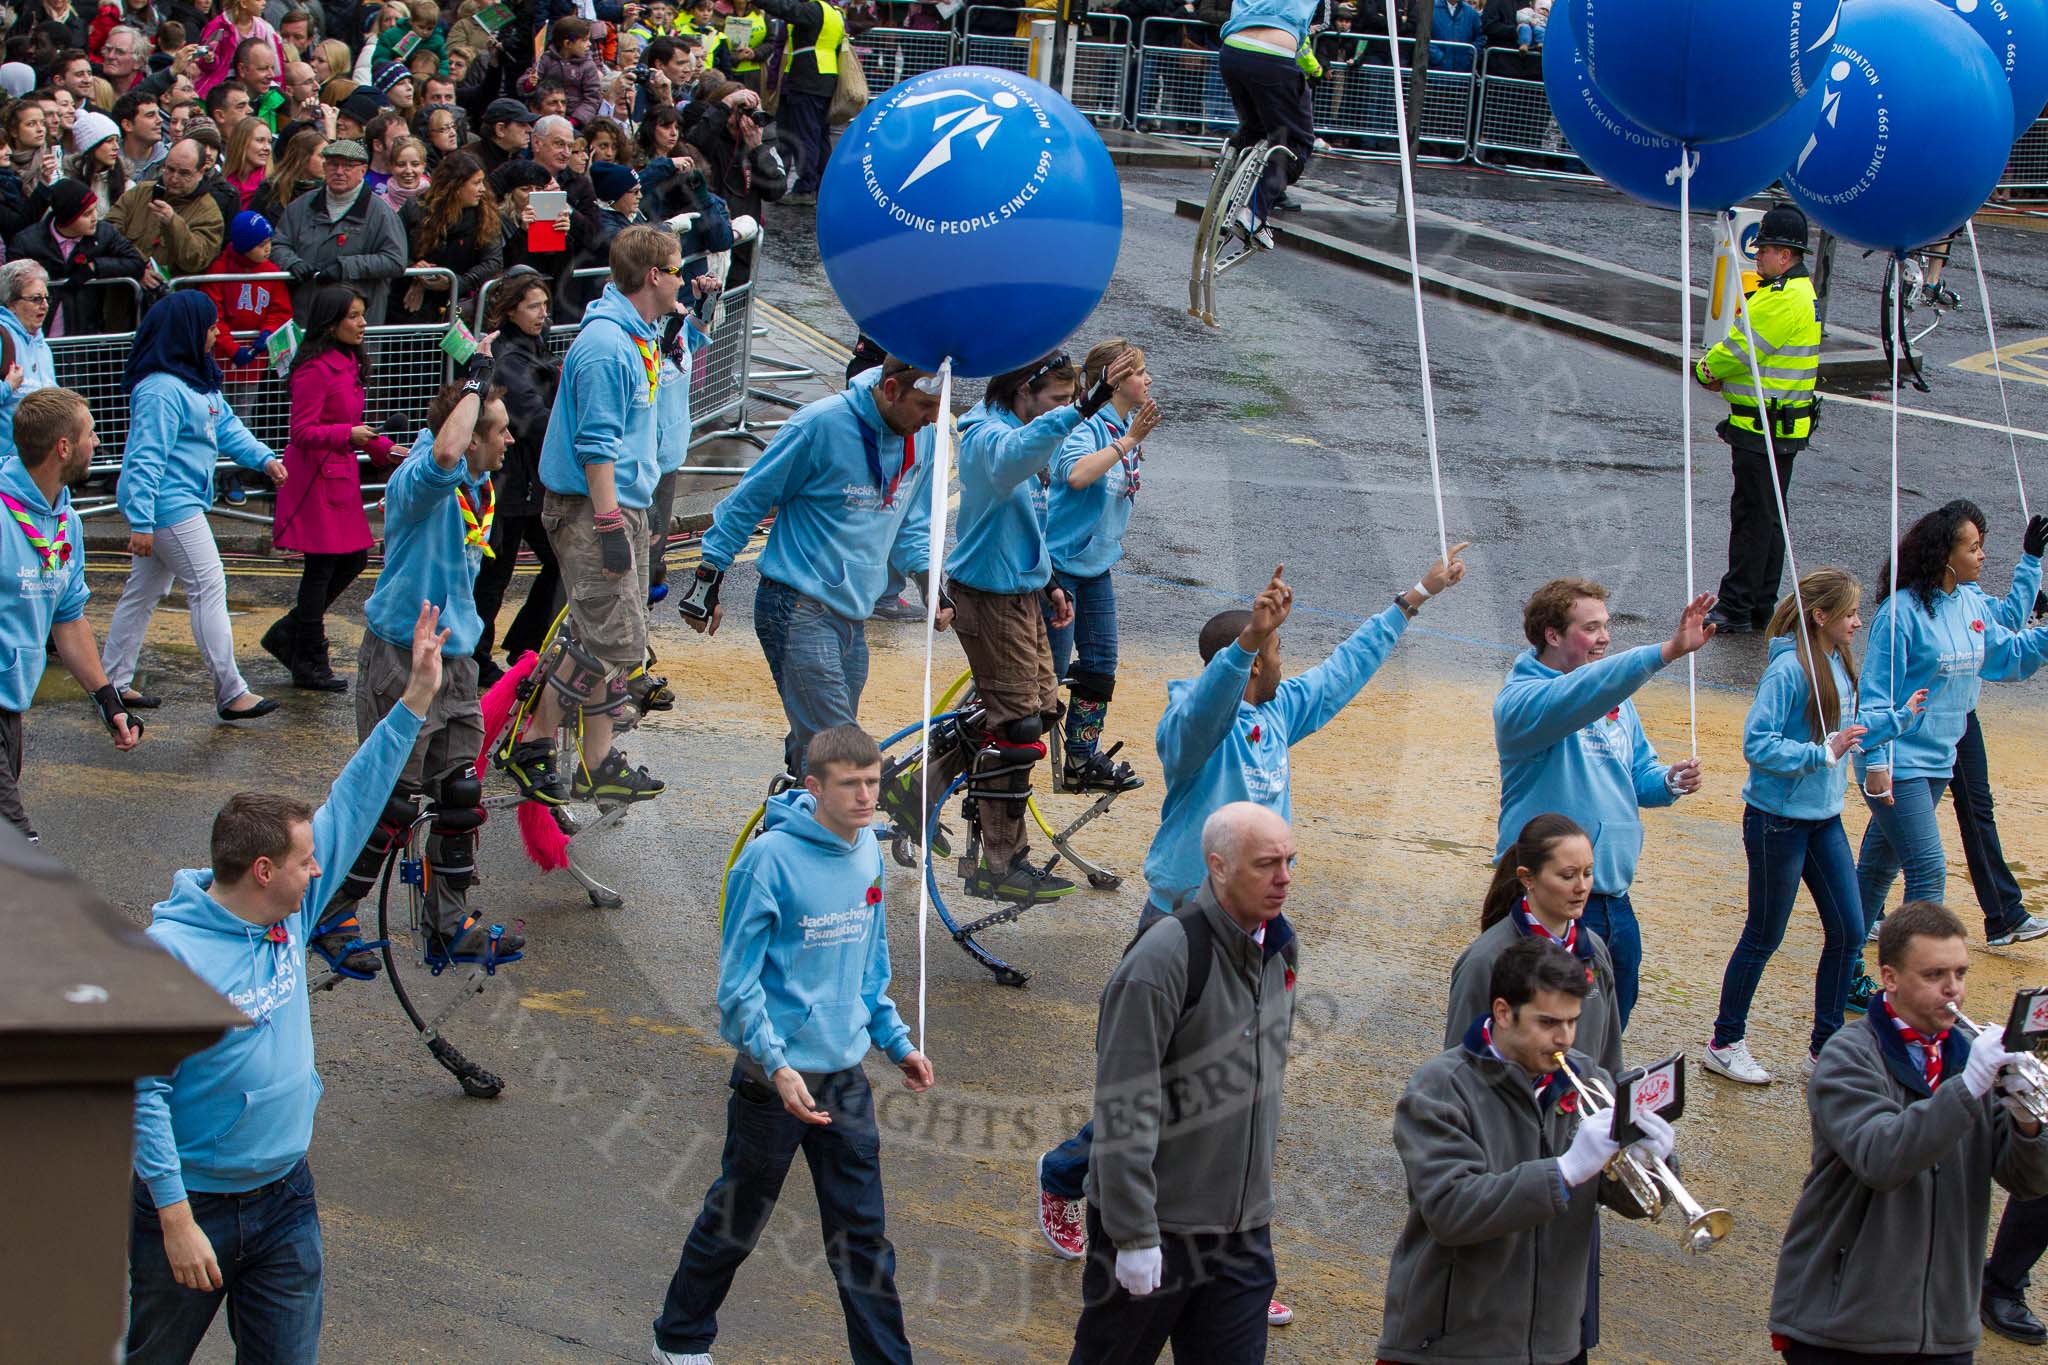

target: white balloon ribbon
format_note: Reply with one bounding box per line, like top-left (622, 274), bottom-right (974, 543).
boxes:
top-left (915, 357), bottom-right (954, 1055)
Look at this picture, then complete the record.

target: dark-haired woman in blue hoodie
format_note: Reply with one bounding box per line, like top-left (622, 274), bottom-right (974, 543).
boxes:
top-left (100, 292), bottom-right (288, 720)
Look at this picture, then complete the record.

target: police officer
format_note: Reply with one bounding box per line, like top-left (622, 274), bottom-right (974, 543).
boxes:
top-left (1695, 204), bottom-right (1821, 635)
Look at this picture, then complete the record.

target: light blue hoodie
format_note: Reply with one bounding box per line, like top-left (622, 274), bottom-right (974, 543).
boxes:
top-left (1141, 604), bottom-right (1409, 909)
top-left (1220, 0), bottom-right (1322, 43)
top-left (132, 702), bottom-right (424, 1208)
top-left (115, 374), bottom-right (275, 533)
top-left (1743, 636), bottom-right (1923, 821)
top-left (700, 369), bottom-right (936, 621)
top-left (1856, 569), bottom-right (2048, 782)
top-left (538, 284), bottom-right (662, 510)
top-left (362, 429), bottom-right (488, 658)
top-left (0, 307), bottom-right (57, 463)
top-left (1494, 643), bottom-right (1677, 897)
top-left (718, 789), bottom-right (914, 1076)
top-left (945, 398), bottom-right (1085, 595)
top-left (1047, 408), bottom-right (1139, 581)
top-left (0, 455), bottom-right (87, 712)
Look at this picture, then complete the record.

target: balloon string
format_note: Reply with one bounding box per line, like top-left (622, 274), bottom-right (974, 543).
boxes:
top-left (1384, 0), bottom-right (1450, 563)
top-left (915, 357), bottom-right (954, 1057)
top-left (1678, 150), bottom-right (1697, 757)
top-left (1887, 258), bottom-right (1903, 773)
top-left (1964, 221), bottom-right (2028, 520)
top-left (1725, 213), bottom-right (1828, 738)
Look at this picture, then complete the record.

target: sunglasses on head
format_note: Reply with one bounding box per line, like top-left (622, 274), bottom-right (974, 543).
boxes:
top-left (1021, 351), bottom-right (1071, 389)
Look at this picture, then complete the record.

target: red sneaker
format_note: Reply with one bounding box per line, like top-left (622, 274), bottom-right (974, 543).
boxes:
top-left (1036, 1159), bottom-right (1086, 1260)
top-left (1267, 1299), bottom-right (1294, 1327)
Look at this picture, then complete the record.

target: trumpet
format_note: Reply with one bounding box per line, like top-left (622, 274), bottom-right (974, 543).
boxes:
top-left (1552, 1051), bottom-right (1734, 1254)
top-left (1947, 1004), bottom-right (2048, 1124)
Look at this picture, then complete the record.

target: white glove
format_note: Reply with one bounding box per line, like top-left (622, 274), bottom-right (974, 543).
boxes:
top-left (1558, 1106), bottom-right (1620, 1187)
top-left (1629, 1107), bottom-right (1676, 1164)
top-left (1999, 1059), bottom-right (2043, 1123)
top-left (1964, 1024), bottom-right (2011, 1099)
top-left (1114, 1245), bottom-right (1163, 1297)
top-left (664, 210), bottom-right (700, 233)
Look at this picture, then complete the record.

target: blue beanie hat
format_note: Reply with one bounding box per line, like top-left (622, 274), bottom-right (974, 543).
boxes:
top-left (229, 210), bottom-right (274, 255)
top-left (590, 160), bottom-right (638, 204)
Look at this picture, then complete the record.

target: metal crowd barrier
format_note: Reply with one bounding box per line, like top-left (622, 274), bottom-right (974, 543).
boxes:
top-left (1133, 19), bottom-right (1234, 138)
top-left (962, 4), bottom-right (1039, 72)
top-left (1310, 34), bottom-right (1477, 161)
top-left (1470, 47), bottom-right (1591, 177)
top-left (853, 25), bottom-right (956, 90)
top-left (2001, 112), bottom-right (2048, 199)
top-left (1069, 12), bottom-right (1131, 123)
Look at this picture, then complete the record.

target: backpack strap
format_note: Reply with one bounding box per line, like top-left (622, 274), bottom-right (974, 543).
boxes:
top-left (1116, 894), bottom-right (1215, 1027)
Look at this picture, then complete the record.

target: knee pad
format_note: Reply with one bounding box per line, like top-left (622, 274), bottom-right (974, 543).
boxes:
top-left (580, 670), bottom-right (636, 719)
top-left (338, 786), bottom-right (420, 905)
top-left (1066, 671), bottom-right (1115, 706)
top-left (998, 715), bottom-right (1043, 746)
top-left (969, 720), bottom-right (1044, 804)
top-left (427, 766), bottom-right (485, 892)
top-left (542, 631), bottom-right (610, 707)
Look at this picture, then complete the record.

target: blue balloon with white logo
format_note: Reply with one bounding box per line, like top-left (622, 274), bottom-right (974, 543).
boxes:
top-left (1565, 0), bottom-right (1841, 144)
top-left (1546, 4), bottom-right (1823, 212)
top-left (1931, 0), bottom-right (2048, 141)
top-left (816, 66), bottom-right (1122, 377)
top-left (1782, 0), bottom-right (2010, 253)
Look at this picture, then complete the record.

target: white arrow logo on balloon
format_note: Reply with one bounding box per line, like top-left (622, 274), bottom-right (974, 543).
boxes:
top-left (895, 88), bottom-right (1021, 192)
top-left (1796, 60), bottom-right (1852, 174)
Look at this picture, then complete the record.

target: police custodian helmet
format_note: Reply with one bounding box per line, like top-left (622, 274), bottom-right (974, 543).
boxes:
top-left (1756, 204), bottom-right (1811, 252)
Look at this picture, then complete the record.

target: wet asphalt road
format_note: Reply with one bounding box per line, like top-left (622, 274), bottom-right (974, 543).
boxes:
top-left (36, 154), bottom-right (2048, 1363)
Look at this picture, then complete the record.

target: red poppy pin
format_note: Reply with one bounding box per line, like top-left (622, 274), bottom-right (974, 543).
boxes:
top-left (1249, 724), bottom-right (1261, 743)
top-left (1586, 965), bottom-right (1596, 986)
top-left (1559, 1087), bottom-right (1579, 1114)
top-left (266, 922), bottom-right (289, 943)
top-left (1972, 620), bottom-right (1985, 632)
top-left (1284, 967), bottom-right (1296, 992)
top-left (865, 881), bottom-right (882, 906)
top-left (1605, 707), bottom-right (1620, 722)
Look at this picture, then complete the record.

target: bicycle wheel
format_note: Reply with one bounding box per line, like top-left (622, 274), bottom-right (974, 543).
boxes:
top-left (377, 813), bottom-right (513, 1099)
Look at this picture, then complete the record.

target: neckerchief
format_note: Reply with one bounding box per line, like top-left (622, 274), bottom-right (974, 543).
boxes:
top-left (457, 478), bottom-right (495, 558)
top-left (633, 336), bottom-right (661, 404)
top-left (1104, 413), bottom-right (1141, 499)
top-left (1882, 996), bottom-right (1948, 1087)
top-left (856, 396), bottom-right (915, 509)
top-left (0, 489), bottom-right (69, 574)
top-left (1510, 898), bottom-right (1580, 955)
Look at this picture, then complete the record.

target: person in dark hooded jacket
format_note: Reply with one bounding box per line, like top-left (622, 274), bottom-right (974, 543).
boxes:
top-left (10, 177), bottom-right (146, 334)
top-left (468, 267), bottom-right (561, 680)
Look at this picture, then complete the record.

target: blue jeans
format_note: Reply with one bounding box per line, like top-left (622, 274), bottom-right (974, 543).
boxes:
top-left (1041, 1120), bottom-right (1092, 1201)
top-left (1857, 774), bottom-right (1951, 935)
top-left (1715, 806), bottom-right (1864, 1055)
top-left (655, 1064), bottom-right (911, 1363)
top-left (1518, 19), bottom-right (1544, 45)
top-left (755, 576), bottom-right (869, 778)
top-left (126, 1157), bottom-right (324, 1365)
top-left (1046, 570), bottom-right (1119, 685)
top-left (1580, 892), bottom-right (1641, 1030)
top-left (1951, 709), bottom-right (2025, 938)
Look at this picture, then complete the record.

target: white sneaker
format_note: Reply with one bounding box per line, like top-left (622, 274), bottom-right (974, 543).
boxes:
top-left (1989, 914), bottom-right (2048, 946)
top-left (651, 1347), bottom-right (712, 1365)
top-left (1703, 1040), bottom-right (1772, 1085)
top-left (1802, 1051), bottom-right (1820, 1079)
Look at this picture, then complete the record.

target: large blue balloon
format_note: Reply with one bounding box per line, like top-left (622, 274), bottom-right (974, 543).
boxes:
top-left (816, 66), bottom-right (1121, 377)
top-left (1567, 0), bottom-right (1842, 144)
top-left (1546, 4), bottom-right (1823, 212)
top-left (1931, 0), bottom-right (2048, 141)
top-left (1782, 0), bottom-right (2011, 252)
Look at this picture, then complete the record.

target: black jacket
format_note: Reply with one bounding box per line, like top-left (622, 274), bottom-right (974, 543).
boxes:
top-left (0, 163), bottom-right (51, 243)
top-left (10, 216), bottom-right (146, 334)
top-left (12, 0), bottom-right (91, 47)
top-left (491, 329), bottom-right (559, 514)
top-left (394, 200), bottom-right (505, 324)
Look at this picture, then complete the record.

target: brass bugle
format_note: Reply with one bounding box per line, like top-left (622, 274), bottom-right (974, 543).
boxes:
top-left (1947, 1004), bottom-right (2048, 1125)
top-left (1552, 1051), bottom-right (1734, 1254)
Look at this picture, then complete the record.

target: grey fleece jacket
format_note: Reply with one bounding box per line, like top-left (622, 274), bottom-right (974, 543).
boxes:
top-left (1377, 1036), bottom-right (1652, 1365)
top-left (267, 183), bottom-right (409, 325)
top-left (1084, 882), bottom-right (1297, 1249)
top-left (1444, 913), bottom-right (1623, 1077)
top-left (1770, 1007), bottom-right (2048, 1356)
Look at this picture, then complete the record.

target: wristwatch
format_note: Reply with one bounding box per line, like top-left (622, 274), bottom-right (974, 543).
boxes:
top-left (1393, 592), bottom-right (1419, 619)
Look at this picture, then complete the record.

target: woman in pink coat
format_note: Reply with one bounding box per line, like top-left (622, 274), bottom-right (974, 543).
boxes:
top-left (194, 0), bottom-right (286, 97)
top-left (260, 286), bottom-right (395, 691)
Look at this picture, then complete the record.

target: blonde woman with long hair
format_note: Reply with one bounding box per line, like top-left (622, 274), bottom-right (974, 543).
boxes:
top-left (1704, 568), bottom-right (1927, 1086)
